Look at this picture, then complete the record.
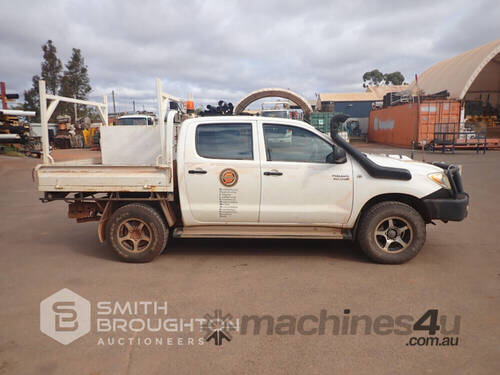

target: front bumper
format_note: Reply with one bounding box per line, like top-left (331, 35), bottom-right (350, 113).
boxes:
top-left (422, 162), bottom-right (469, 222)
top-left (423, 192), bottom-right (469, 221)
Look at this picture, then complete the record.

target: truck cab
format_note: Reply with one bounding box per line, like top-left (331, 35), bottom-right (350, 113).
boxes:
top-left (178, 116), bottom-right (352, 226)
top-left (116, 114), bottom-right (155, 126)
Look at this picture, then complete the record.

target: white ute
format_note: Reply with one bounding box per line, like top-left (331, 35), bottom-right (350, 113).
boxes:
top-left (34, 79), bottom-right (469, 264)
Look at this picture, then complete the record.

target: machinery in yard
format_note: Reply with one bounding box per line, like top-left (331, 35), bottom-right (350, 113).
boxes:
top-left (0, 82), bottom-right (41, 156)
top-left (0, 109), bottom-right (39, 156)
top-left (34, 79), bottom-right (469, 264)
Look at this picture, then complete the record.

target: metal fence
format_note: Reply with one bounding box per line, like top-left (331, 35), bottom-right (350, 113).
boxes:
top-left (432, 122), bottom-right (487, 154)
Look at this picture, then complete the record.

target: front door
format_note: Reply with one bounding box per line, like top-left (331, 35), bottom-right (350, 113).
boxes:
top-left (183, 121), bottom-right (261, 224)
top-left (259, 122), bottom-right (353, 225)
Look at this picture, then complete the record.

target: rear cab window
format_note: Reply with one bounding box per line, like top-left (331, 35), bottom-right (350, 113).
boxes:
top-left (195, 123), bottom-right (253, 160)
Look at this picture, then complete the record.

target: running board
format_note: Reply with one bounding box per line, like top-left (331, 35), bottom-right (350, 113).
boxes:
top-left (173, 225), bottom-right (348, 239)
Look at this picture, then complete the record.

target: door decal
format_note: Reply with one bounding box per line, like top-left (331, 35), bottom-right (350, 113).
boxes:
top-left (219, 168), bottom-right (238, 187)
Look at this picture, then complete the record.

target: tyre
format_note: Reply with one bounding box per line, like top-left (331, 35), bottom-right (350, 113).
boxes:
top-left (357, 201), bottom-right (426, 264)
top-left (106, 203), bottom-right (168, 262)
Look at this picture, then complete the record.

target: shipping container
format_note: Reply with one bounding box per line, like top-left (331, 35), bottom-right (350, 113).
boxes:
top-left (368, 100), bottom-right (461, 147)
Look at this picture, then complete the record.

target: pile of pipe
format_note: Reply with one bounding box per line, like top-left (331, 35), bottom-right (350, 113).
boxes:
top-left (201, 100), bottom-right (234, 116)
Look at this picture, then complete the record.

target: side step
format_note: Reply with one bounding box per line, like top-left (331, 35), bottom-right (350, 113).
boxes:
top-left (173, 225), bottom-right (348, 240)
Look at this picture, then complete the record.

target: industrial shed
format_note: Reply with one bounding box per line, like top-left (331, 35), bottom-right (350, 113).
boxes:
top-left (316, 85), bottom-right (407, 115)
top-left (315, 86), bottom-right (408, 135)
top-left (369, 39), bottom-right (500, 148)
top-left (410, 39), bottom-right (500, 108)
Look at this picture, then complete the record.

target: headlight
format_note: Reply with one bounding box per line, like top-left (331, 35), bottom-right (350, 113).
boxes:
top-left (428, 172), bottom-right (452, 190)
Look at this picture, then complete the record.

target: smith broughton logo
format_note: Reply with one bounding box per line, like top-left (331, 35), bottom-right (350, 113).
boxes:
top-left (40, 288), bottom-right (91, 345)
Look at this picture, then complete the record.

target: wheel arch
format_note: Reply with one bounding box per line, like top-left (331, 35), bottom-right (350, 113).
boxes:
top-left (98, 198), bottom-right (174, 243)
top-left (352, 193), bottom-right (430, 241)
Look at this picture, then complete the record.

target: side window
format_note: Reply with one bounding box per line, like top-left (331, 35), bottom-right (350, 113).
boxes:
top-left (148, 117), bottom-right (154, 125)
top-left (196, 123), bottom-right (253, 160)
top-left (263, 124), bottom-right (333, 163)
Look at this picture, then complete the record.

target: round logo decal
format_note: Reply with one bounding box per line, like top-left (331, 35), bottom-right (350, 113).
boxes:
top-left (219, 168), bottom-right (238, 187)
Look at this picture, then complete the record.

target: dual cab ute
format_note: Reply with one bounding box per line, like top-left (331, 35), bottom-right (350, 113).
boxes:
top-left (34, 80), bottom-right (469, 264)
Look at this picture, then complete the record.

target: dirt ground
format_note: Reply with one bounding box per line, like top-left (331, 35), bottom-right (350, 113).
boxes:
top-left (0, 146), bottom-right (499, 375)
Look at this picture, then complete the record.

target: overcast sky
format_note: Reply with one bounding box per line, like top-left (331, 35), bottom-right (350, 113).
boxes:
top-left (1, 0), bottom-right (499, 112)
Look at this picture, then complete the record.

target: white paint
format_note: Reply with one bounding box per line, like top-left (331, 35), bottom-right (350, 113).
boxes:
top-left (178, 118), bottom-right (261, 224)
top-left (256, 119), bottom-right (353, 225)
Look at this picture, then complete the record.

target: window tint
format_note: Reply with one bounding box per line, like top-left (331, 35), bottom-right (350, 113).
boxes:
top-left (196, 123), bottom-right (253, 160)
top-left (263, 124), bottom-right (333, 163)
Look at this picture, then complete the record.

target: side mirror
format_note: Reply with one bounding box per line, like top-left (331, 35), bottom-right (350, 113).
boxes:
top-left (327, 145), bottom-right (347, 164)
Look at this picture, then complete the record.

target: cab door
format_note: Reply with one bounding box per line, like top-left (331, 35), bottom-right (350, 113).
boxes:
top-left (182, 120), bottom-right (261, 224)
top-left (258, 122), bottom-right (353, 225)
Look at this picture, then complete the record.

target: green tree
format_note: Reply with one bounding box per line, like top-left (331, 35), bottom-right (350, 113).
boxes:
top-left (383, 71), bottom-right (405, 85)
top-left (23, 40), bottom-right (63, 122)
top-left (59, 48), bottom-right (92, 120)
top-left (41, 40), bottom-right (63, 95)
top-left (363, 69), bottom-right (406, 87)
top-left (362, 69), bottom-right (384, 87)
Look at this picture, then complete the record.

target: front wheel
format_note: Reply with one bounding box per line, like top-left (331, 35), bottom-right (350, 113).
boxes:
top-left (357, 201), bottom-right (426, 264)
top-left (106, 203), bottom-right (168, 262)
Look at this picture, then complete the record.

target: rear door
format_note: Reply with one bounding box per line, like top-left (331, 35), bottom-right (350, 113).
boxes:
top-left (182, 120), bottom-right (261, 224)
top-left (258, 122), bottom-right (353, 225)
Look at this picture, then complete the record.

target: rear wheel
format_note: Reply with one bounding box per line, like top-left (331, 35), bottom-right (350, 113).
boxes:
top-left (107, 203), bottom-right (168, 262)
top-left (357, 201), bottom-right (426, 264)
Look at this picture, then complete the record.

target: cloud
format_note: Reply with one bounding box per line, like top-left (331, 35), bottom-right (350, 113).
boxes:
top-left (0, 0), bottom-right (499, 112)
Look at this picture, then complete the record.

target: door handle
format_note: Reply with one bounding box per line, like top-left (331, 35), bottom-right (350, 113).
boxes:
top-left (188, 169), bottom-right (207, 174)
top-left (264, 170), bottom-right (283, 176)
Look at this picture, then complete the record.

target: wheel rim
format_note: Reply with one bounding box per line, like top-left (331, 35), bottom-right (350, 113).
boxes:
top-left (374, 216), bottom-right (413, 254)
top-left (117, 218), bottom-right (152, 253)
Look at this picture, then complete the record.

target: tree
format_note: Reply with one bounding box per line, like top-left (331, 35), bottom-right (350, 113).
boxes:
top-left (41, 40), bottom-right (63, 95)
top-left (23, 40), bottom-right (63, 121)
top-left (59, 48), bottom-right (92, 120)
top-left (23, 42), bottom-right (93, 122)
top-left (383, 71), bottom-right (405, 85)
top-left (362, 69), bottom-right (384, 87)
top-left (363, 69), bottom-right (405, 87)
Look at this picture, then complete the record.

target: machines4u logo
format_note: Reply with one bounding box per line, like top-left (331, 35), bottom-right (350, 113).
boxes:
top-left (40, 288), bottom-right (91, 345)
top-left (202, 309), bottom-right (239, 346)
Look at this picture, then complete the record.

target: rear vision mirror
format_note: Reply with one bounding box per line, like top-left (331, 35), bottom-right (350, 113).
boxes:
top-left (327, 145), bottom-right (347, 164)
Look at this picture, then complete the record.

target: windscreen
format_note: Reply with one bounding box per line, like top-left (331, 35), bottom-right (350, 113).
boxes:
top-left (261, 110), bottom-right (289, 118)
top-left (117, 117), bottom-right (148, 125)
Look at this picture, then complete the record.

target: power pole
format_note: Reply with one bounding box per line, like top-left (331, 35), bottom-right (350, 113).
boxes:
top-left (132, 100), bottom-right (135, 112)
top-left (112, 90), bottom-right (116, 114)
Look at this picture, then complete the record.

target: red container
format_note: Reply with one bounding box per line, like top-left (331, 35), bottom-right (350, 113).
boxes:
top-left (369, 100), bottom-right (461, 147)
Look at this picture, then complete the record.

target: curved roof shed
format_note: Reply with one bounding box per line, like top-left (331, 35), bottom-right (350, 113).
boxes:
top-left (411, 39), bottom-right (500, 99)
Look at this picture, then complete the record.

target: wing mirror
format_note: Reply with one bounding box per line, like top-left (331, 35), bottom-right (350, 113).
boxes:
top-left (327, 145), bottom-right (347, 164)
